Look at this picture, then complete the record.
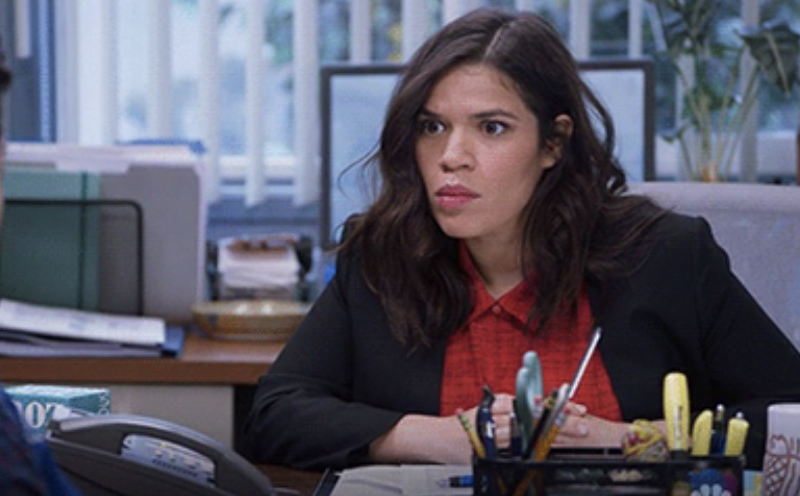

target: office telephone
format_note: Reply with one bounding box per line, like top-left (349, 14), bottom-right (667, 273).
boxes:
top-left (47, 412), bottom-right (276, 496)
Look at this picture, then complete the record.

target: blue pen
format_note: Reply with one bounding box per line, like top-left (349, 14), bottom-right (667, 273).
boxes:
top-left (476, 385), bottom-right (497, 459)
top-left (437, 475), bottom-right (473, 488)
top-left (509, 408), bottom-right (522, 459)
top-left (710, 404), bottom-right (726, 455)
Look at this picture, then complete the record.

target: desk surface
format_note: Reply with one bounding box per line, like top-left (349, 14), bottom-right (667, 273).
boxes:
top-left (0, 331), bottom-right (284, 385)
top-left (258, 465), bottom-right (323, 496)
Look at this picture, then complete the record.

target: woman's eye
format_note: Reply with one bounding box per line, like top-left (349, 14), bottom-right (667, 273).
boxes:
top-left (483, 121), bottom-right (508, 136)
top-left (418, 120), bottom-right (445, 135)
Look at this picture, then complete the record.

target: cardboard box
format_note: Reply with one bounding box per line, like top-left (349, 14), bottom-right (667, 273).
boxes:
top-left (7, 384), bottom-right (111, 432)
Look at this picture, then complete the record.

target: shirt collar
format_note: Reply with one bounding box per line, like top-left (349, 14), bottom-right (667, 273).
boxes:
top-left (459, 242), bottom-right (536, 326)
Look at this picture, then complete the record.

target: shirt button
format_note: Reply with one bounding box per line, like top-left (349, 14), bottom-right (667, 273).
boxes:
top-left (492, 305), bottom-right (502, 315)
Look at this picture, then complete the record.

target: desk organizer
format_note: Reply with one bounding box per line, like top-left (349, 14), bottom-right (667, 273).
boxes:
top-left (473, 450), bottom-right (744, 496)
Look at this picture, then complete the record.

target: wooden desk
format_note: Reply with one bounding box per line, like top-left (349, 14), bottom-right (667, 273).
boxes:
top-left (0, 331), bottom-right (284, 384)
top-left (0, 331), bottom-right (284, 448)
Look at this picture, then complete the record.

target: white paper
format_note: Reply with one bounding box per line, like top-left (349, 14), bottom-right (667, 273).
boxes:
top-left (5, 142), bottom-right (202, 175)
top-left (217, 240), bottom-right (299, 290)
top-left (330, 464), bottom-right (472, 496)
top-left (0, 299), bottom-right (166, 346)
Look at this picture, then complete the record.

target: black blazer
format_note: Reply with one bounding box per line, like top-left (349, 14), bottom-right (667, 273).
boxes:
top-left (244, 213), bottom-right (800, 470)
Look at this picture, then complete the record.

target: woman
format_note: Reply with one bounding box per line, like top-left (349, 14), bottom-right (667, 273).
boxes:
top-left (244, 8), bottom-right (800, 470)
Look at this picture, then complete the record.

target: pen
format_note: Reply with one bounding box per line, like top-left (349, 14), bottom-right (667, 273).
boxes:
top-left (476, 386), bottom-right (497, 459)
top-left (710, 404), bottom-right (726, 455)
top-left (523, 390), bottom-right (554, 460)
top-left (513, 385), bottom-right (570, 496)
top-left (437, 475), bottom-right (473, 488)
top-left (568, 326), bottom-right (603, 400)
top-left (533, 383), bottom-right (570, 461)
top-left (456, 409), bottom-right (486, 458)
top-left (509, 408), bottom-right (522, 459)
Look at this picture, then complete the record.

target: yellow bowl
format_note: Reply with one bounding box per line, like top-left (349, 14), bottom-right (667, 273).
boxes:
top-left (192, 299), bottom-right (310, 341)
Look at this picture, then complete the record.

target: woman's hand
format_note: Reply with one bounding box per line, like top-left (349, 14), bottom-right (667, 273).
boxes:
top-left (369, 393), bottom-right (516, 465)
top-left (461, 397), bottom-right (596, 453)
top-left (555, 412), bottom-right (630, 448)
top-left (458, 393), bottom-right (516, 451)
top-left (556, 412), bottom-right (667, 450)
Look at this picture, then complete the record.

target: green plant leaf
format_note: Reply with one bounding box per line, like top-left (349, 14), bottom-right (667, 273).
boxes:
top-left (738, 21), bottom-right (800, 94)
top-left (646, 0), bottom-right (725, 63)
top-left (661, 121), bottom-right (692, 143)
top-left (659, 8), bottom-right (691, 59)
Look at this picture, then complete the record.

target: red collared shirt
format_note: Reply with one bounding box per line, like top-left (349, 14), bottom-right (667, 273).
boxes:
top-left (440, 244), bottom-right (621, 421)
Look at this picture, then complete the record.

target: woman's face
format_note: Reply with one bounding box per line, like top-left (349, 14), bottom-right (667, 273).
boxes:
top-left (415, 63), bottom-right (559, 246)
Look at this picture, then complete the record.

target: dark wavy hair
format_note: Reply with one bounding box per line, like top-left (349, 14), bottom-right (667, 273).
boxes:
top-left (341, 8), bottom-right (663, 348)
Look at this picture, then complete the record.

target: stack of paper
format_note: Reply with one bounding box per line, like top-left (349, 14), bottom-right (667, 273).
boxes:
top-left (0, 299), bottom-right (183, 358)
top-left (216, 236), bottom-right (300, 300)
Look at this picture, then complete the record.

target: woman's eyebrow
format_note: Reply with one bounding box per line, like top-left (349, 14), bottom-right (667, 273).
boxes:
top-left (417, 108), bottom-right (439, 118)
top-left (473, 109), bottom-right (519, 121)
top-left (418, 108), bottom-right (520, 121)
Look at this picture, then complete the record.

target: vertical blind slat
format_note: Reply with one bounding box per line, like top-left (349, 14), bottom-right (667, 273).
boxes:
top-left (628, 0), bottom-right (642, 58)
top-left (515, 0), bottom-right (538, 12)
top-left (199, 0), bottom-right (221, 204)
top-left (350, 0), bottom-right (371, 63)
top-left (54, 0), bottom-right (79, 143)
top-left (245, 0), bottom-right (266, 206)
top-left (294, 0), bottom-right (319, 205)
top-left (148, 0), bottom-right (172, 138)
top-left (36, 0), bottom-right (53, 141)
top-left (14, 0), bottom-right (32, 58)
top-left (402, 0), bottom-right (427, 61)
top-left (738, 0), bottom-right (759, 182)
top-left (100, 0), bottom-right (118, 146)
top-left (569, 0), bottom-right (591, 59)
top-left (442, 0), bottom-right (481, 25)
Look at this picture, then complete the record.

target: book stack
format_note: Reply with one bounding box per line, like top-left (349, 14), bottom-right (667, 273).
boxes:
top-left (0, 299), bottom-right (183, 358)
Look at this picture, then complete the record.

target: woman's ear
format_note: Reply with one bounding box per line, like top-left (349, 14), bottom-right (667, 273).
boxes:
top-left (542, 114), bottom-right (574, 167)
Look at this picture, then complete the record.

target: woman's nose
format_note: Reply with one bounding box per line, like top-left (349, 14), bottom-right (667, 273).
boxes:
top-left (439, 129), bottom-right (475, 171)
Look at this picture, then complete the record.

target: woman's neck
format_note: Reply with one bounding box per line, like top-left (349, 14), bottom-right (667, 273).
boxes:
top-left (465, 237), bottom-right (525, 299)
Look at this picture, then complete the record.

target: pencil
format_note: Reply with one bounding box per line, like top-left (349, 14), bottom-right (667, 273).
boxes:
top-left (456, 409), bottom-right (486, 458)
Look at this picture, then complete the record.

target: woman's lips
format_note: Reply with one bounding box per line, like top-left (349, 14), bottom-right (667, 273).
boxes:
top-left (435, 184), bottom-right (480, 208)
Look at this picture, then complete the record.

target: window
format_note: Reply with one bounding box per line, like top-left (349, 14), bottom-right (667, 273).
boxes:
top-left (3, 0), bottom-right (797, 209)
top-left (1, 0), bottom-right (55, 142)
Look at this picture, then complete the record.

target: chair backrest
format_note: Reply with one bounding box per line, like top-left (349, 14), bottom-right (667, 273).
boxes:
top-left (628, 182), bottom-right (800, 350)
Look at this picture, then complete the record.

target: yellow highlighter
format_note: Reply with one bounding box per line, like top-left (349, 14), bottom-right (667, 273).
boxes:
top-left (663, 372), bottom-right (690, 456)
top-left (724, 412), bottom-right (749, 456)
top-left (691, 409), bottom-right (713, 456)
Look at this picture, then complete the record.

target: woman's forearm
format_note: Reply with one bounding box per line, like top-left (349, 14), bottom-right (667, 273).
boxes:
top-left (369, 414), bottom-right (473, 464)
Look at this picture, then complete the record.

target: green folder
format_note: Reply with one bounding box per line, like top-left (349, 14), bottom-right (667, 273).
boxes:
top-left (0, 168), bottom-right (101, 310)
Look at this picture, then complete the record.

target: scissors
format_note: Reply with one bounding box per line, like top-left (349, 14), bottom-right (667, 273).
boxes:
top-left (514, 351), bottom-right (543, 446)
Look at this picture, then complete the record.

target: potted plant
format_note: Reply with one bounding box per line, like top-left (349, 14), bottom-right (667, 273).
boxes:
top-left (646, 0), bottom-right (800, 181)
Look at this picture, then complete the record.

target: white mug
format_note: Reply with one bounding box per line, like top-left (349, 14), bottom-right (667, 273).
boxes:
top-left (762, 403), bottom-right (800, 496)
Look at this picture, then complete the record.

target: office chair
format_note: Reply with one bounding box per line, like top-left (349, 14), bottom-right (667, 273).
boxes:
top-left (629, 181), bottom-right (800, 350)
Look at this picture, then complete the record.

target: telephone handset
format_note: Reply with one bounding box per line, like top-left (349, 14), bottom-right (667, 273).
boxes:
top-left (47, 412), bottom-right (275, 496)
